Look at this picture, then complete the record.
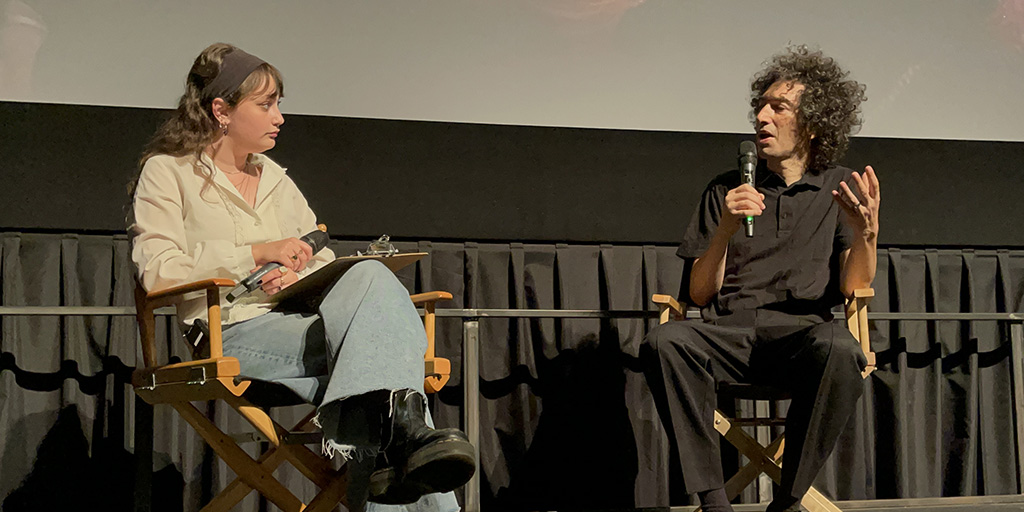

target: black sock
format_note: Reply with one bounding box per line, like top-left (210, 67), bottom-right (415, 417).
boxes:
top-left (696, 488), bottom-right (733, 512)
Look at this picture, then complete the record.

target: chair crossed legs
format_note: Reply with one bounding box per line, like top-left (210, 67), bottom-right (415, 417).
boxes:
top-left (132, 278), bottom-right (454, 512)
top-left (652, 289), bottom-right (874, 512)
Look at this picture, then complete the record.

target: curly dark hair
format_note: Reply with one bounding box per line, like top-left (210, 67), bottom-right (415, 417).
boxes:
top-left (749, 45), bottom-right (866, 171)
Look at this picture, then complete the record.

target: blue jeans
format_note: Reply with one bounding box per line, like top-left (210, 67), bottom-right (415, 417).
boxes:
top-left (223, 260), bottom-right (459, 512)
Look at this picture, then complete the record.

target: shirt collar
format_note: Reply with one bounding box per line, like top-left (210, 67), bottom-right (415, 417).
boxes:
top-left (795, 169), bottom-right (824, 190)
top-left (758, 161), bottom-right (824, 190)
top-left (250, 153), bottom-right (285, 204)
top-left (202, 152), bottom-right (286, 212)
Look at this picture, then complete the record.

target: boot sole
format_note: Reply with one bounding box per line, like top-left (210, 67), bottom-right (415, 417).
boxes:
top-left (368, 437), bottom-right (476, 504)
top-left (405, 436), bottom-right (476, 491)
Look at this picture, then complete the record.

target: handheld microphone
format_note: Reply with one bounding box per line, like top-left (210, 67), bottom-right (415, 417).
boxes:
top-left (738, 140), bottom-right (757, 238)
top-left (226, 228), bottom-right (330, 302)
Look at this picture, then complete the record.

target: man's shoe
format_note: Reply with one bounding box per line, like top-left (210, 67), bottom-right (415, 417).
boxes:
top-left (368, 389), bottom-right (475, 504)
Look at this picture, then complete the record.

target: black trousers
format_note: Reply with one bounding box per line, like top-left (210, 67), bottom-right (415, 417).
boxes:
top-left (640, 312), bottom-right (867, 502)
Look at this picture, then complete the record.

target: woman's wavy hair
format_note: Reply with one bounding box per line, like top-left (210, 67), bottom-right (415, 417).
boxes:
top-left (126, 43), bottom-right (283, 204)
top-left (749, 45), bottom-right (866, 172)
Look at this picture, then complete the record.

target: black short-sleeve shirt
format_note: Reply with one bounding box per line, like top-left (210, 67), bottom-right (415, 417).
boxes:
top-left (677, 163), bottom-right (854, 322)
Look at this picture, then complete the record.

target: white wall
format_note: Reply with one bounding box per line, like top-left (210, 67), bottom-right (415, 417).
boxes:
top-left (2, 0), bottom-right (1022, 141)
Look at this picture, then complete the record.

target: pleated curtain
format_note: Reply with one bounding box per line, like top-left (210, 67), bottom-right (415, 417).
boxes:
top-left (1, 232), bottom-right (1022, 510)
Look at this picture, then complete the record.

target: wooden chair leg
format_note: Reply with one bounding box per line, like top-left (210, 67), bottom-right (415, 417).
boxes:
top-left (172, 402), bottom-right (306, 512)
top-left (713, 410), bottom-right (843, 512)
top-left (204, 447), bottom-right (289, 512)
top-left (224, 394), bottom-right (286, 445)
top-left (714, 410), bottom-right (784, 483)
top-left (278, 411), bottom-right (344, 489)
top-left (801, 486), bottom-right (843, 512)
top-left (206, 444), bottom-right (347, 512)
top-left (232, 401), bottom-right (339, 489)
top-left (280, 444), bottom-right (342, 488)
top-left (209, 412), bottom-right (346, 512)
top-left (304, 474), bottom-right (352, 512)
top-left (724, 434), bottom-right (785, 500)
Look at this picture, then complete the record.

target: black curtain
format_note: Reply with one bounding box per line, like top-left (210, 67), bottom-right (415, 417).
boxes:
top-left (1, 232), bottom-right (1022, 510)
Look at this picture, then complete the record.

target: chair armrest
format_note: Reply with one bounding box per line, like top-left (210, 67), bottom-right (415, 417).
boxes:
top-left (410, 290), bottom-right (453, 394)
top-left (424, 358), bottom-right (452, 394)
top-left (410, 291), bottom-right (454, 305)
top-left (142, 278), bottom-right (237, 310)
top-left (135, 278), bottom-right (237, 367)
top-left (653, 294), bottom-right (685, 324)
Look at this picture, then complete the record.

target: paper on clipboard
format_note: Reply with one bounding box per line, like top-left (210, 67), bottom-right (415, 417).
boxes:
top-left (267, 252), bottom-right (425, 308)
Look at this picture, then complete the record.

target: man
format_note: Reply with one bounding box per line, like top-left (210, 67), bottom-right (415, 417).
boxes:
top-left (640, 46), bottom-right (879, 512)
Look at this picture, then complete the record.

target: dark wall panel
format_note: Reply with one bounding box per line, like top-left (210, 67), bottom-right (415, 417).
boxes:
top-left (2, 101), bottom-right (1021, 246)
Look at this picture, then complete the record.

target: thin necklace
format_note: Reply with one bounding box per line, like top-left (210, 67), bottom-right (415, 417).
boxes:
top-left (220, 163), bottom-right (248, 175)
top-left (224, 163), bottom-right (260, 206)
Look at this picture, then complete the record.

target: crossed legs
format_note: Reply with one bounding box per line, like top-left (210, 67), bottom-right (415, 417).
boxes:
top-left (223, 260), bottom-right (472, 510)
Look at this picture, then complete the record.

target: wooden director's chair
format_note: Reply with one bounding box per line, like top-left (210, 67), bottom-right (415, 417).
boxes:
top-left (653, 289), bottom-right (874, 512)
top-left (132, 276), bottom-right (454, 512)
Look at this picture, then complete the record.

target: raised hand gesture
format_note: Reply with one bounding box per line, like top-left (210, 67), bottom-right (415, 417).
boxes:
top-left (833, 165), bottom-right (880, 240)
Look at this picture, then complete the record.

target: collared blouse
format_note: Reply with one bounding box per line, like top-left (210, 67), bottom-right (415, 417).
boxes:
top-left (131, 152), bottom-right (335, 327)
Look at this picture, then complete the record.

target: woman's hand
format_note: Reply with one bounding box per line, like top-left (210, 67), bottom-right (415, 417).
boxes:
top-left (252, 237), bottom-right (313, 272)
top-left (255, 266), bottom-right (299, 295)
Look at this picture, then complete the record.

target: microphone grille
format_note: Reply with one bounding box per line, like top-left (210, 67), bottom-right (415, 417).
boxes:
top-left (739, 140), bottom-right (757, 156)
top-left (303, 230), bottom-right (330, 253)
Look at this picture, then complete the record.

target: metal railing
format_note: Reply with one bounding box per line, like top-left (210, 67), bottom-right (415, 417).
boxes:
top-left (440, 309), bottom-right (1024, 512)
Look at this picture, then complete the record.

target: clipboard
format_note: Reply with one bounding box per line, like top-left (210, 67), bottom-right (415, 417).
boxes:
top-left (267, 252), bottom-right (425, 309)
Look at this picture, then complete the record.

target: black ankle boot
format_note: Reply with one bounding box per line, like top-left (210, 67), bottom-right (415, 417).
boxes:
top-left (368, 389), bottom-right (476, 504)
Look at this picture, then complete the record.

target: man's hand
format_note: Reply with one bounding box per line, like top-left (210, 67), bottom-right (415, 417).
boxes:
top-left (254, 266), bottom-right (299, 296)
top-left (688, 184), bottom-right (764, 306)
top-left (833, 165), bottom-right (880, 240)
top-left (721, 184), bottom-right (766, 235)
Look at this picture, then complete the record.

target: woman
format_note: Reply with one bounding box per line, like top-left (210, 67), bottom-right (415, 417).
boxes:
top-left (128, 43), bottom-right (473, 510)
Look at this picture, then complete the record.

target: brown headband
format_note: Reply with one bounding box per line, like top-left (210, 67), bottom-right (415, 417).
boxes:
top-left (202, 48), bottom-right (267, 101)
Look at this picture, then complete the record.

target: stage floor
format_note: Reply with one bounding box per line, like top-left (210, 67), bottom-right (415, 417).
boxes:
top-left (652, 495), bottom-right (1024, 512)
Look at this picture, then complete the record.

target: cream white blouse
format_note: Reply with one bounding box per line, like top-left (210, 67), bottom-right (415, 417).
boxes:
top-left (130, 153), bottom-right (335, 327)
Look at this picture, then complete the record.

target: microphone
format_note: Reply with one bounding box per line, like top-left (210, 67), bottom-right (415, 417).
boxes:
top-left (738, 140), bottom-right (757, 238)
top-left (226, 228), bottom-right (330, 302)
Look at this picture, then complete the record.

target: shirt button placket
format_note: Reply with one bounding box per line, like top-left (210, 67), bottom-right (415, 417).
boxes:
top-left (777, 194), bottom-right (791, 237)
top-left (777, 195), bottom-right (784, 233)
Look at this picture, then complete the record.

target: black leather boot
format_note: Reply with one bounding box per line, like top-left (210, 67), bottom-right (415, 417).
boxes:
top-left (368, 389), bottom-right (475, 504)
